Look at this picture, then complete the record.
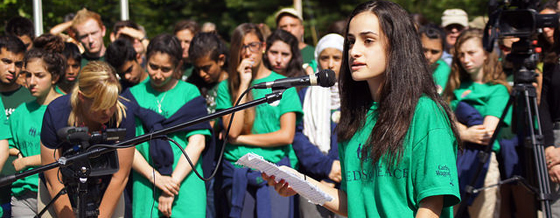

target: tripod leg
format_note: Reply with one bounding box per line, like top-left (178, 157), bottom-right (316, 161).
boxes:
top-left (455, 95), bottom-right (515, 218)
top-left (522, 86), bottom-right (552, 217)
top-left (35, 187), bottom-right (67, 218)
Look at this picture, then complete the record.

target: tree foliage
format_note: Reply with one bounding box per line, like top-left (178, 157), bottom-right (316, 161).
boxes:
top-left (0, 0), bottom-right (491, 45)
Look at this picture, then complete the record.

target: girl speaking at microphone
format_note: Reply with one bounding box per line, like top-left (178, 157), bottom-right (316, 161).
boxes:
top-left (263, 1), bottom-right (461, 217)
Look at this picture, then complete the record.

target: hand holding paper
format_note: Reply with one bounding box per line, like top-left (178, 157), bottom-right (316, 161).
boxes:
top-left (236, 153), bottom-right (334, 205)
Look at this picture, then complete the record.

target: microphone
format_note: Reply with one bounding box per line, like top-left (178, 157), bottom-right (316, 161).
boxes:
top-left (253, 69), bottom-right (336, 89)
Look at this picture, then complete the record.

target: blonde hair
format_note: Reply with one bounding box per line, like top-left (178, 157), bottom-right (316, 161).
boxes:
top-left (72, 8), bottom-right (104, 31)
top-left (68, 61), bottom-right (126, 127)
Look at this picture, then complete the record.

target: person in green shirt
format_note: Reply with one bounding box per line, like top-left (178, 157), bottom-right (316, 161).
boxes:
top-left (275, 8), bottom-right (315, 65)
top-left (443, 28), bottom-right (515, 218)
top-left (217, 23), bottom-right (302, 218)
top-left (263, 29), bottom-right (306, 79)
top-left (9, 34), bottom-right (64, 217)
top-left (418, 24), bottom-right (451, 94)
top-left (56, 42), bottom-right (82, 95)
top-left (263, 1), bottom-right (461, 217)
top-left (71, 9), bottom-right (107, 68)
top-left (129, 34), bottom-right (211, 218)
top-left (106, 39), bottom-right (149, 91)
top-left (0, 97), bottom-right (9, 218)
top-left (174, 20), bottom-right (199, 81)
top-left (187, 31), bottom-right (229, 218)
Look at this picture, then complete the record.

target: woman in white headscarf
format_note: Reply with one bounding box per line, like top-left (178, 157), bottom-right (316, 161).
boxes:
top-left (292, 33), bottom-right (345, 218)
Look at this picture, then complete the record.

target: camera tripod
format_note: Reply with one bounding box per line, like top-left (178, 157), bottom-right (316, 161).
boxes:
top-left (455, 39), bottom-right (553, 218)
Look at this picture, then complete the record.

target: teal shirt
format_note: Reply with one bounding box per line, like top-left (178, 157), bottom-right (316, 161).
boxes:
top-left (80, 54), bottom-right (105, 68)
top-left (130, 80), bottom-right (210, 218)
top-left (340, 97), bottom-right (460, 217)
top-left (451, 81), bottom-right (512, 150)
top-left (1, 86), bottom-right (35, 119)
top-left (8, 101), bottom-right (46, 196)
top-left (216, 72), bottom-right (303, 165)
top-left (301, 45), bottom-right (315, 65)
top-left (432, 59), bottom-right (451, 94)
top-left (181, 63), bottom-right (194, 81)
top-left (0, 100), bottom-right (10, 140)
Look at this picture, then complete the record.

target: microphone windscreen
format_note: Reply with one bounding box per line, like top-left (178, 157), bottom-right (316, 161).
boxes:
top-left (317, 69), bottom-right (336, 87)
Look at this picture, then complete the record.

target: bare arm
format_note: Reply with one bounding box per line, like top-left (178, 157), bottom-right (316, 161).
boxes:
top-left (233, 112), bottom-right (296, 147)
top-left (158, 134), bottom-right (206, 216)
top-left (171, 134), bottom-right (206, 184)
top-left (97, 146), bottom-right (135, 218)
top-left (12, 154), bottom-right (41, 171)
top-left (0, 140), bottom-right (8, 172)
top-left (222, 58), bottom-right (254, 139)
top-left (9, 147), bottom-right (20, 156)
top-left (40, 142), bottom-right (75, 218)
top-left (131, 148), bottom-right (180, 196)
top-left (415, 196), bottom-right (443, 218)
top-left (482, 115), bottom-right (500, 136)
top-left (49, 21), bottom-right (72, 35)
top-left (456, 122), bottom-right (490, 145)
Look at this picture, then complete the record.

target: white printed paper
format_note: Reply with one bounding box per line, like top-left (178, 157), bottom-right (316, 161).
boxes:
top-left (236, 153), bottom-right (334, 205)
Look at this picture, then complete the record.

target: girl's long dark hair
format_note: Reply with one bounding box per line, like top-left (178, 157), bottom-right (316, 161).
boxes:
top-left (263, 29), bottom-right (305, 78)
top-left (337, 0), bottom-right (460, 167)
top-left (226, 23), bottom-right (264, 134)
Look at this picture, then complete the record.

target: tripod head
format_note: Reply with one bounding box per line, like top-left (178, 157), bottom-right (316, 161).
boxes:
top-left (506, 38), bottom-right (540, 85)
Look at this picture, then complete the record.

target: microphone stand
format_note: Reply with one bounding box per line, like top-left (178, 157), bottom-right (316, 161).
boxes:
top-left (0, 88), bottom-right (287, 218)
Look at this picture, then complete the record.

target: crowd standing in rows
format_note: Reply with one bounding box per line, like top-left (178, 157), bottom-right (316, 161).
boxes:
top-left (1, 0), bottom-right (560, 217)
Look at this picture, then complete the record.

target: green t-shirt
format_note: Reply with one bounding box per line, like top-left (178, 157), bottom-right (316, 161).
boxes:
top-left (432, 59), bottom-right (451, 94)
top-left (339, 96), bottom-right (460, 217)
top-left (181, 63), bottom-right (194, 82)
top-left (8, 101), bottom-right (46, 196)
top-left (1, 86), bottom-right (35, 119)
top-left (80, 54), bottom-right (105, 68)
top-left (451, 81), bottom-right (512, 151)
top-left (301, 44), bottom-right (315, 65)
top-left (0, 100), bottom-right (10, 140)
top-left (54, 86), bottom-right (66, 95)
top-left (129, 80), bottom-right (210, 218)
top-left (0, 99), bottom-right (12, 212)
top-left (215, 72), bottom-right (303, 165)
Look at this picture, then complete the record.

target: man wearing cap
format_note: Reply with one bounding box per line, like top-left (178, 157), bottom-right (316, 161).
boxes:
top-left (441, 8), bottom-right (469, 67)
top-left (276, 8), bottom-right (315, 65)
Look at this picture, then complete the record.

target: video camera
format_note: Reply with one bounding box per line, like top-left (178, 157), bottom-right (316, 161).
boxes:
top-left (484, 0), bottom-right (559, 84)
top-left (56, 127), bottom-right (127, 217)
top-left (490, 0), bottom-right (558, 38)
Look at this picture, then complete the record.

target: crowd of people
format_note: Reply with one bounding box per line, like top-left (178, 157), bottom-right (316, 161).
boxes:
top-left (0, 0), bottom-right (560, 217)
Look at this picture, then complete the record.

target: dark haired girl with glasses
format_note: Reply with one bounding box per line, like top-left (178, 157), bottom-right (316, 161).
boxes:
top-left (215, 23), bottom-right (303, 218)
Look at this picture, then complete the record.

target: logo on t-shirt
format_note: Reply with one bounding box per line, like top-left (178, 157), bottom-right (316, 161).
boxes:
top-left (461, 90), bottom-right (472, 99)
top-left (28, 127), bottom-right (37, 137)
top-left (357, 144), bottom-right (363, 159)
top-left (436, 164), bottom-right (455, 186)
top-left (436, 165), bottom-right (451, 177)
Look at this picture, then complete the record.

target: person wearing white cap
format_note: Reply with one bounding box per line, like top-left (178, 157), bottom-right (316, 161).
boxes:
top-left (292, 33), bottom-right (344, 218)
top-left (440, 8), bottom-right (469, 67)
top-left (275, 8), bottom-right (315, 66)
